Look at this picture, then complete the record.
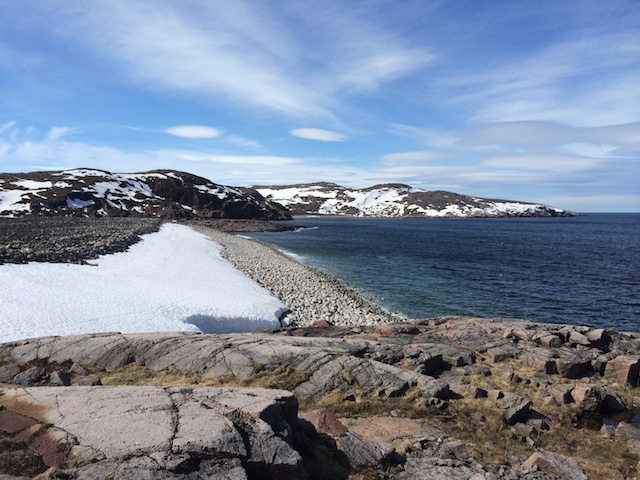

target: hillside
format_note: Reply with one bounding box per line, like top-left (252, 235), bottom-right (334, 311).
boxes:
top-left (0, 169), bottom-right (291, 220)
top-left (255, 183), bottom-right (577, 217)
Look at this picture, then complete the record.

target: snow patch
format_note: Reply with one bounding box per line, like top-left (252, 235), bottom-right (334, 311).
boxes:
top-left (0, 224), bottom-right (287, 343)
top-left (66, 197), bottom-right (95, 209)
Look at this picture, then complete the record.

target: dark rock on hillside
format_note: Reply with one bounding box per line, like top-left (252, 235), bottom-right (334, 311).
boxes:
top-left (0, 168), bottom-right (291, 220)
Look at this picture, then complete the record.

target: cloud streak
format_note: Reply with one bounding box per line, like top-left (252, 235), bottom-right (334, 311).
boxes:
top-left (165, 125), bottom-right (221, 139)
top-left (290, 128), bottom-right (347, 142)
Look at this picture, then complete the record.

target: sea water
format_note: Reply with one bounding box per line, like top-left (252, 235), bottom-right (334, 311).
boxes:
top-left (244, 214), bottom-right (640, 331)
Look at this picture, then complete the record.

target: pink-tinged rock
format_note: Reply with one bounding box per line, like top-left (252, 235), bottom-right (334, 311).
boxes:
top-left (571, 384), bottom-right (605, 412)
top-left (537, 335), bottom-right (562, 348)
top-left (568, 331), bottom-right (591, 347)
top-left (523, 451), bottom-right (587, 480)
top-left (300, 409), bottom-right (348, 436)
top-left (486, 345), bottom-right (519, 362)
top-left (0, 409), bottom-right (40, 434)
top-left (604, 355), bottom-right (640, 386)
top-left (547, 384), bottom-right (575, 405)
top-left (585, 328), bottom-right (611, 348)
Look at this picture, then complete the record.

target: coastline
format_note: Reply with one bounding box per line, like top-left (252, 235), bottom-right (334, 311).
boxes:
top-left (193, 224), bottom-right (399, 327)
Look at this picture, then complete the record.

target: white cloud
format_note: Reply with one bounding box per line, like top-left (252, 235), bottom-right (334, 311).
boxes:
top-left (439, 34), bottom-right (640, 127)
top-left (381, 150), bottom-right (452, 163)
top-left (290, 128), bottom-right (347, 142)
top-left (165, 125), bottom-right (221, 139)
top-left (46, 127), bottom-right (76, 142)
top-left (0, 121), bottom-right (17, 134)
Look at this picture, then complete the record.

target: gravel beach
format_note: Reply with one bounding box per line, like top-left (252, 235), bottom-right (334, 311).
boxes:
top-left (0, 217), bottom-right (163, 264)
top-left (194, 225), bottom-right (398, 327)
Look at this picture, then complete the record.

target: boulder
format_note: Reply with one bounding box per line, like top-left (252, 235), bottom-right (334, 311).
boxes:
top-left (12, 367), bottom-right (47, 386)
top-left (523, 451), bottom-right (588, 480)
top-left (547, 384), bottom-right (575, 405)
top-left (334, 432), bottom-right (396, 469)
top-left (604, 355), bottom-right (640, 386)
top-left (0, 364), bottom-right (20, 383)
top-left (299, 409), bottom-right (348, 436)
top-left (571, 384), bottom-right (605, 412)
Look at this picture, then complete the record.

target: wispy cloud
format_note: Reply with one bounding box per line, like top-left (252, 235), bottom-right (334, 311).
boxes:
top-left (165, 125), bottom-right (221, 139)
top-left (45, 127), bottom-right (76, 142)
top-left (381, 150), bottom-right (452, 163)
top-left (174, 151), bottom-right (299, 166)
top-left (225, 135), bottom-right (264, 151)
top-left (290, 128), bottom-right (347, 142)
top-left (31, 1), bottom-right (432, 119)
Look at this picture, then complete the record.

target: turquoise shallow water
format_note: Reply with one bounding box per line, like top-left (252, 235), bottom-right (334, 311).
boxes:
top-left (244, 214), bottom-right (640, 331)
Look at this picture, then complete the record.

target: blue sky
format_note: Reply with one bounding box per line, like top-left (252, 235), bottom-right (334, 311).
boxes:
top-left (1, 1), bottom-right (638, 212)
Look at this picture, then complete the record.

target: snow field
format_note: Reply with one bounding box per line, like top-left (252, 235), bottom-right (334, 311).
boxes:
top-left (0, 224), bottom-right (288, 343)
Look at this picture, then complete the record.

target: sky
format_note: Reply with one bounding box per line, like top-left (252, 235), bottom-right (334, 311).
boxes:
top-left (1, 1), bottom-right (638, 212)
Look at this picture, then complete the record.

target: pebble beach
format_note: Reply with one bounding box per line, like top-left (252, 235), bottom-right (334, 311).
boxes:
top-left (194, 225), bottom-right (398, 327)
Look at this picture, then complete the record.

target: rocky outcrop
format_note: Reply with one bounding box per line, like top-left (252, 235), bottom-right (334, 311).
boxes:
top-left (254, 183), bottom-right (577, 218)
top-left (0, 386), bottom-right (304, 479)
top-left (0, 169), bottom-right (291, 220)
top-left (2, 315), bottom-right (640, 478)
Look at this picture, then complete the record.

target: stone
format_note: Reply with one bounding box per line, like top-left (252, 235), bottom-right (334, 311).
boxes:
top-left (0, 409), bottom-right (40, 435)
top-left (501, 396), bottom-right (532, 425)
top-left (571, 384), bottom-right (605, 412)
top-left (519, 349), bottom-right (558, 374)
top-left (300, 409), bottom-right (348, 436)
top-left (585, 328), bottom-right (611, 348)
top-left (374, 324), bottom-right (420, 336)
top-left (547, 384), bottom-right (575, 405)
top-left (73, 375), bottom-right (102, 386)
top-left (340, 416), bottom-right (449, 446)
top-left (603, 390), bottom-right (626, 413)
top-left (604, 355), bottom-right (640, 386)
top-left (554, 354), bottom-right (593, 379)
top-left (334, 432), bottom-right (396, 469)
top-left (537, 334), bottom-right (562, 348)
top-left (49, 370), bottom-right (71, 386)
top-left (523, 451), bottom-right (588, 480)
top-left (567, 330), bottom-right (591, 347)
top-left (487, 389), bottom-right (504, 401)
top-left (12, 366), bottom-right (47, 386)
top-left (0, 363), bottom-right (20, 383)
top-left (485, 345), bottom-right (519, 362)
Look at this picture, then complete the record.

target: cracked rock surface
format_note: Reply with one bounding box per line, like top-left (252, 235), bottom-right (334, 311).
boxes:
top-left (0, 386), bottom-right (304, 479)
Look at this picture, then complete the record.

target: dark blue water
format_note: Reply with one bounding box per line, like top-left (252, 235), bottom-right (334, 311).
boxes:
top-left (244, 214), bottom-right (640, 331)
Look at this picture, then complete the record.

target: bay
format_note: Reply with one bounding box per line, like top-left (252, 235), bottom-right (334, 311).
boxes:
top-left (244, 214), bottom-right (640, 331)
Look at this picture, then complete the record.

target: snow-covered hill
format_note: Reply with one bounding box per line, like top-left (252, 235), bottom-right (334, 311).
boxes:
top-left (255, 183), bottom-right (576, 217)
top-left (0, 169), bottom-right (290, 220)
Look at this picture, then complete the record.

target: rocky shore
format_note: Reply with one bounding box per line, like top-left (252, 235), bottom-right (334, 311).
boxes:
top-left (2, 318), bottom-right (640, 479)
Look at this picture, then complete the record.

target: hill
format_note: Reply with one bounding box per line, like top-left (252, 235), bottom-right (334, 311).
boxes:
top-left (255, 183), bottom-right (577, 217)
top-left (0, 169), bottom-right (291, 220)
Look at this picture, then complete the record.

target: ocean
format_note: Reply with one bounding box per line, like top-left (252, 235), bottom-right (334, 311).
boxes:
top-left (244, 213), bottom-right (640, 332)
